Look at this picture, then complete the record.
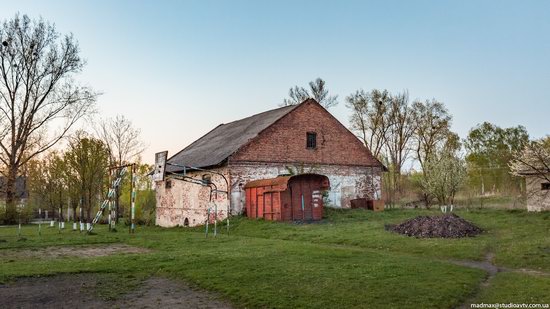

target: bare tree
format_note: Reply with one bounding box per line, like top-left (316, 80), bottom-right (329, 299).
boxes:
top-left (347, 89), bottom-right (418, 206)
top-left (510, 137), bottom-right (550, 183)
top-left (346, 89), bottom-right (391, 159)
top-left (96, 115), bottom-right (145, 221)
top-left (97, 115), bottom-right (145, 167)
top-left (383, 91), bottom-right (416, 194)
top-left (0, 15), bottom-right (97, 223)
top-left (411, 99), bottom-right (453, 170)
top-left (409, 99), bottom-right (455, 207)
top-left (283, 78), bottom-right (338, 109)
top-left (510, 137), bottom-right (550, 209)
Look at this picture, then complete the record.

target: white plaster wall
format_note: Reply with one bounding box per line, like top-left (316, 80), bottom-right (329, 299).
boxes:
top-left (155, 167), bottom-right (230, 227)
top-left (155, 163), bottom-right (383, 227)
top-left (229, 163), bottom-right (382, 211)
top-left (526, 176), bottom-right (550, 212)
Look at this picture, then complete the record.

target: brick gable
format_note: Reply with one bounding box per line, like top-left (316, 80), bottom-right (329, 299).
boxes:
top-left (229, 99), bottom-right (381, 167)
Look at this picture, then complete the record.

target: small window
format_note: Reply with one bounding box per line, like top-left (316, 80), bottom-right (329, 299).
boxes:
top-left (165, 179), bottom-right (172, 189)
top-left (542, 183), bottom-right (550, 191)
top-left (306, 132), bottom-right (317, 149)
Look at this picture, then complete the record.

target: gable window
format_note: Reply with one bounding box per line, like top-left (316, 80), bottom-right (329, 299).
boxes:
top-left (306, 132), bottom-right (317, 149)
top-left (542, 183), bottom-right (550, 191)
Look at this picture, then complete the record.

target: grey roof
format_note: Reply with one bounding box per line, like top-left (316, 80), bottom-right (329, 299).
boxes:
top-left (167, 105), bottom-right (297, 172)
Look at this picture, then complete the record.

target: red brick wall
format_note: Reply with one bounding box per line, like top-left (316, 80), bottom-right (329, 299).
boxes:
top-left (230, 99), bottom-right (380, 167)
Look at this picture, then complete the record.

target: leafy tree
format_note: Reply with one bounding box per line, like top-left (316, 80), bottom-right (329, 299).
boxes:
top-left (27, 151), bottom-right (68, 219)
top-left (421, 142), bottom-right (467, 211)
top-left (0, 14), bottom-right (97, 223)
top-left (465, 122), bottom-right (529, 195)
top-left (283, 78), bottom-right (338, 109)
top-left (119, 163), bottom-right (156, 225)
top-left (64, 132), bottom-right (109, 222)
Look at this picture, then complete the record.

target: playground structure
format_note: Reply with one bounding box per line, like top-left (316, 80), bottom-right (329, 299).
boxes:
top-left (154, 151), bottom-right (230, 237)
top-left (88, 163), bottom-right (137, 234)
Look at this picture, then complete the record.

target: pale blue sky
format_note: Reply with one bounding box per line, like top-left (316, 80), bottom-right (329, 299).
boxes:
top-left (2, 1), bottom-right (549, 165)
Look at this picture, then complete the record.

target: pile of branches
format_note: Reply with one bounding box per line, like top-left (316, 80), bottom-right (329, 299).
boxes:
top-left (387, 213), bottom-right (483, 238)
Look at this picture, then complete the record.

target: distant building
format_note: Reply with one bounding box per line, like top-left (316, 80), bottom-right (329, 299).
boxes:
top-left (155, 99), bottom-right (386, 227)
top-left (0, 176), bottom-right (29, 201)
top-left (523, 173), bottom-right (550, 212)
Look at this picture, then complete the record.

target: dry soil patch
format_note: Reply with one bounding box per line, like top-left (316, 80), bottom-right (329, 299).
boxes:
top-left (0, 274), bottom-right (233, 309)
top-left (1, 244), bottom-right (151, 259)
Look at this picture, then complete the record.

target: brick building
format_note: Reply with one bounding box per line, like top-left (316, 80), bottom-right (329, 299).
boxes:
top-left (155, 99), bottom-right (385, 227)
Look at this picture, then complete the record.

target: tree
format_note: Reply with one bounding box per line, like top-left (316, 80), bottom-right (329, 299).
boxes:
top-left (65, 132), bottom-right (109, 223)
top-left (384, 91), bottom-right (416, 194)
top-left (96, 115), bottom-right (145, 221)
top-left (0, 15), bottom-right (97, 223)
top-left (346, 89), bottom-right (390, 159)
top-left (465, 122), bottom-right (529, 195)
top-left (421, 144), bottom-right (467, 212)
top-left (119, 163), bottom-right (156, 225)
top-left (411, 99), bottom-right (453, 171)
top-left (347, 89), bottom-right (416, 205)
top-left (510, 137), bottom-right (550, 183)
top-left (27, 151), bottom-right (68, 219)
top-left (283, 78), bottom-right (338, 109)
top-left (96, 115), bottom-right (145, 167)
top-left (409, 100), bottom-right (456, 207)
top-left (509, 137), bottom-right (550, 207)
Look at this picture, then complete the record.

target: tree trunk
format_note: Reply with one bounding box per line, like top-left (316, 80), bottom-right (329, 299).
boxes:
top-left (4, 166), bottom-right (18, 224)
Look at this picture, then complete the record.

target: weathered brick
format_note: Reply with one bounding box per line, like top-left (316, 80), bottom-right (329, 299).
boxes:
top-left (156, 100), bottom-right (384, 227)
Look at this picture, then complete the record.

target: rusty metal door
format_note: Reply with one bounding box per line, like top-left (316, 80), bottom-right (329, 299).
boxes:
top-left (290, 180), bottom-right (302, 220)
top-left (290, 177), bottom-right (314, 221)
top-left (303, 180), bottom-right (313, 220)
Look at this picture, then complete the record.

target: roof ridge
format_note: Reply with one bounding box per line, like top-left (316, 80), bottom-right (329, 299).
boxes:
top-left (217, 104), bottom-right (297, 127)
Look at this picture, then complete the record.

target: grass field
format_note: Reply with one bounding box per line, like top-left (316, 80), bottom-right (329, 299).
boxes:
top-left (1, 208), bottom-right (548, 308)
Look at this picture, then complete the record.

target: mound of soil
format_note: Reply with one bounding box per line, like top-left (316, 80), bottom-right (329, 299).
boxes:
top-left (388, 213), bottom-right (482, 238)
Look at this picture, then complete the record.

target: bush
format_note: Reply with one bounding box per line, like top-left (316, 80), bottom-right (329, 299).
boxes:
top-left (0, 201), bottom-right (36, 224)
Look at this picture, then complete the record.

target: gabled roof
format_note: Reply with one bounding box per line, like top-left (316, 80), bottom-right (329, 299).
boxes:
top-left (166, 104), bottom-right (298, 172)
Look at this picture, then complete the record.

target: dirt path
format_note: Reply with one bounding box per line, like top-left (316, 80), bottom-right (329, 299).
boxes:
top-left (453, 252), bottom-right (549, 309)
top-left (454, 253), bottom-right (499, 309)
top-left (116, 277), bottom-right (233, 309)
top-left (0, 274), bottom-right (233, 309)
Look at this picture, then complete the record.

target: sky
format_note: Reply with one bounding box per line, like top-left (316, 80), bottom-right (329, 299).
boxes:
top-left (1, 0), bottom-right (549, 165)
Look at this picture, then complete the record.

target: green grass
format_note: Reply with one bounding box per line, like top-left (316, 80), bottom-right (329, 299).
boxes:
top-left (477, 272), bottom-right (550, 304)
top-left (0, 209), bottom-right (548, 308)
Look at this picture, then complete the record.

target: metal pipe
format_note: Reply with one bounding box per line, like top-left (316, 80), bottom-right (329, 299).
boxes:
top-left (205, 207), bottom-right (210, 238)
top-left (130, 164), bottom-right (136, 234)
top-left (166, 164), bottom-right (231, 236)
